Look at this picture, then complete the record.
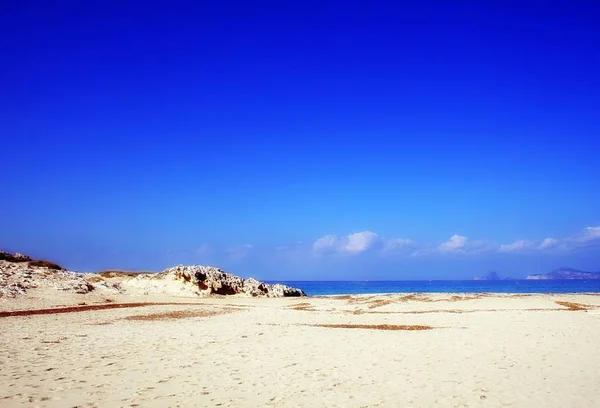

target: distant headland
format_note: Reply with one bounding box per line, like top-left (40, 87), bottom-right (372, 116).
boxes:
top-left (526, 268), bottom-right (600, 280)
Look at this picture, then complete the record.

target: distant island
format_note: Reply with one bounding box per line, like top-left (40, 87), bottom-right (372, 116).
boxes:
top-left (474, 271), bottom-right (502, 280)
top-left (474, 268), bottom-right (600, 280)
top-left (526, 268), bottom-right (600, 280)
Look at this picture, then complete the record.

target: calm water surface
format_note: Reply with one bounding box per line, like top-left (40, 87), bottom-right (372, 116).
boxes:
top-left (269, 280), bottom-right (600, 296)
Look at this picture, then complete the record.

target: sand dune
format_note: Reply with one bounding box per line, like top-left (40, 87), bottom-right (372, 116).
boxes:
top-left (1, 292), bottom-right (600, 407)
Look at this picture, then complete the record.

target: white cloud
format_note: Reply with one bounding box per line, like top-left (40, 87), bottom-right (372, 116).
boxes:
top-left (308, 226), bottom-right (600, 258)
top-left (578, 226), bottom-right (600, 243)
top-left (312, 235), bottom-right (339, 252)
top-left (343, 231), bottom-right (379, 252)
top-left (538, 238), bottom-right (558, 250)
top-left (498, 240), bottom-right (535, 253)
top-left (500, 226), bottom-right (600, 253)
top-left (312, 231), bottom-right (379, 254)
top-left (438, 235), bottom-right (469, 253)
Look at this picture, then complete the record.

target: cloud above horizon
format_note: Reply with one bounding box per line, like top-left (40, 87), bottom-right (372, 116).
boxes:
top-left (498, 240), bottom-right (536, 253)
top-left (175, 226), bottom-right (600, 268)
top-left (313, 231), bottom-right (380, 254)
top-left (308, 226), bottom-right (600, 258)
top-left (497, 226), bottom-right (600, 254)
top-left (538, 238), bottom-right (559, 250)
top-left (438, 234), bottom-right (469, 253)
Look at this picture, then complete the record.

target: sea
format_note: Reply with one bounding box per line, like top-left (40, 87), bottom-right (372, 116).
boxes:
top-left (271, 280), bottom-right (600, 296)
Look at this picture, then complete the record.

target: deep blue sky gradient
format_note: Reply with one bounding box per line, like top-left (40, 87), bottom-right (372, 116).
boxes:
top-left (2, 1), bottom-right (599, 279)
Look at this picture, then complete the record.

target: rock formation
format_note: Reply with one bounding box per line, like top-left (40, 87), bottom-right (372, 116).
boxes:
top-left (474, 271), bottom-right (501, 281)
top-left (118, 265), bottom-right (306, 297)
top-left (0, 252), bottom-right (93, 298)
top-left (1, 250), bottom-right (306, 298)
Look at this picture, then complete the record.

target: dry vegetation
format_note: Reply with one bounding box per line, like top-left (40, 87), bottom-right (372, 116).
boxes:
top-left (1, 252), bottom-right (65, 270)
top-left (97, 270), bottom-right (155, 278)
top-left (0, 252), bottom-right (31, 262)
top-left (308, 324), bottom-right (434, 331)
top-left (27, 260), bottom-right (65, 270)
top-left (85, 270), bottom-right (154, 283)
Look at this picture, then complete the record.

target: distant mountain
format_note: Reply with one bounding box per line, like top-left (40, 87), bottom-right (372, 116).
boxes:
top-left (526, 268), bottom-right (600, 280)
top-left (474, 271), bottom-right (501, 281)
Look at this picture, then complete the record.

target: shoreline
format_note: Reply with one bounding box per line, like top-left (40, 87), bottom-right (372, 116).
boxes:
top-left (315, 291), bottom-right (600, 297)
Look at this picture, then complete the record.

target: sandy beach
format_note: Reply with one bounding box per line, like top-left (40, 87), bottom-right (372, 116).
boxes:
top-left (1, 291), bottom-right (599, 408)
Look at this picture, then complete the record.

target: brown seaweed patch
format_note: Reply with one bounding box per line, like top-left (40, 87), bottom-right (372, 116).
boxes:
top-left (86, 321), bottom-right (114, 326)
top-left (348, 307), bottom-right (575, 315)
top-left (125, 308), bottom-right (236, 321)
top-left (0, 302), bottom-right (209, 318)
top-left (398, 294), bottom-right (433, 302)
top-left (308, 323), bottom-right (434, 331)
top-left (291, 302), bottom-right (314, 311)
top-left (555, 301), bottom-right (592, 311)
top-left (351, 308), bottom-right (468, 315)
top-left (346, 296), bottom-right (375, 304)
top-left (448, 294), bottom-right (486, 301)
top-left (367, 299), bottom-right (394, 309)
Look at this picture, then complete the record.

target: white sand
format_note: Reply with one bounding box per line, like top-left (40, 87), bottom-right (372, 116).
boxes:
top-left (1, 292), bottom-right (600, 407)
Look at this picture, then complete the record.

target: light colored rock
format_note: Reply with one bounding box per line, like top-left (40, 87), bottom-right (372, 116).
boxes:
top-left (1, 250), bottom-right (306, 299)
top-left (118, 265), bottom-right (306, 298)
top-left (0, 258), bottom-right (93, 299)
top-left (243, 278), bottom-right (269, 296)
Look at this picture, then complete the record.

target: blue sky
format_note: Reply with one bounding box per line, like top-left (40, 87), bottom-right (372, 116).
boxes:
top-left (2, 1), bottom-right (599, 279)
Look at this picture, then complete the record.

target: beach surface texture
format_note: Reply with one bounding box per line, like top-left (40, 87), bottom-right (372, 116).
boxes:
top-left (1, 289), bottom-right (600, 407)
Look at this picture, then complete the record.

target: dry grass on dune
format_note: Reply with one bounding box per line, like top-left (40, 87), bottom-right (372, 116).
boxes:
top-left (85, 270), bottom-right (155, 283)
top-left (27, 260), bottom-right (65, 270)
top-left (97, 270), bottom-right (155, 278)
top-left (308, 323), bottom-right (434, 331)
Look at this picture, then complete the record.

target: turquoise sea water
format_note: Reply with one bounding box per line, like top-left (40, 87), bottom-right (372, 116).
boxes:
top-left (270, 280), bottom-right (600, 296)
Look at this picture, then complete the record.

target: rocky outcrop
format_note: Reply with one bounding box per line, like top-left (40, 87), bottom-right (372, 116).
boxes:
top-left (1, 250), bottom-right (306, 299)
top-left (0, 258), bottom-right (93, 298)
top-left (474, 271), bottom-right (501, 281)
top-left (120, 265), bottom-right (306, 297)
